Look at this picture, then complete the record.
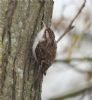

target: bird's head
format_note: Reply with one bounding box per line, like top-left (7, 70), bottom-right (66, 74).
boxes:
top-left (44, 28), bottom-right (55, 41)
top-left (42, 22), bottom-right (55, 42)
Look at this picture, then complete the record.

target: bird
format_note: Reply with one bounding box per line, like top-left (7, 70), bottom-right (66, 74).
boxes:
top-left (32, 22), bottom-right (57, 88)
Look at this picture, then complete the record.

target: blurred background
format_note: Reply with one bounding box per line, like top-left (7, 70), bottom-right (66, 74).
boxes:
top-left (42, 0), bottom-right (92, 100)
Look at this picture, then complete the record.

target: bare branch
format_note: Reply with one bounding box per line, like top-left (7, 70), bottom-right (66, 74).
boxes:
top-left (56, 0), bottom-right (86, 43)
top-left (50, 87), bottom-right (92, 100)
top-left (55, 57), bottom-right (92, 63)
top-left (55, 57), bottom-right (92, 74)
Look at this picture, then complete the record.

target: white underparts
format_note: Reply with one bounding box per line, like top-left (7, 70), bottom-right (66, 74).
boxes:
top-left (32, 27), bottom-right (46, 61)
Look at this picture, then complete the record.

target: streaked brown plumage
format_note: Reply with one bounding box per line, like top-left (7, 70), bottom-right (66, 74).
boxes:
top-left (35, 27), bottom-right (57, 74)
top-left (32, 25), bottom-right (57, 89)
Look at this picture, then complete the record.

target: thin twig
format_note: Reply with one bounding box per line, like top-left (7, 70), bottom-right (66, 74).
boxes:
top-left (56, 0), bottom-right (86, 43)
top-left (55, 57), bottom-right (92, 63)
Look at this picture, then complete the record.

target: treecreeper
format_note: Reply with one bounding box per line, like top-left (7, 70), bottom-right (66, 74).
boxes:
top-left (32, 22), bottom-right (57, 89)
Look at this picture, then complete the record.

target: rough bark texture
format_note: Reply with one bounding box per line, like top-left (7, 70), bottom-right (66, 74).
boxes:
top-left (0, 0), bottom-right (53, 100)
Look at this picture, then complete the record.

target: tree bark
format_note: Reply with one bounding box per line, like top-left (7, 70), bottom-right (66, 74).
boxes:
top-left (0, 0), bottom-right (53, 100)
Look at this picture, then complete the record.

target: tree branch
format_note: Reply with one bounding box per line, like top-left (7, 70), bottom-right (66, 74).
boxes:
top-left (55, 57), bottom-right (92, 63)
top-left (56, 0), bottom-right (86, 43)
top-left (50, 87), bottom-right (92, 100)
top-left (55, 57), bottom-right (92, 74)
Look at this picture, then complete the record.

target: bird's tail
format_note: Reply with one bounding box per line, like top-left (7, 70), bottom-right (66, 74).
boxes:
top-left (31, 67), bottom-right (43, 90)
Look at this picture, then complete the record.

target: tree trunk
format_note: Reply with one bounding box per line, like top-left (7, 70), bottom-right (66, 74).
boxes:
top-left (0, 0), bottom-right (53, 100)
